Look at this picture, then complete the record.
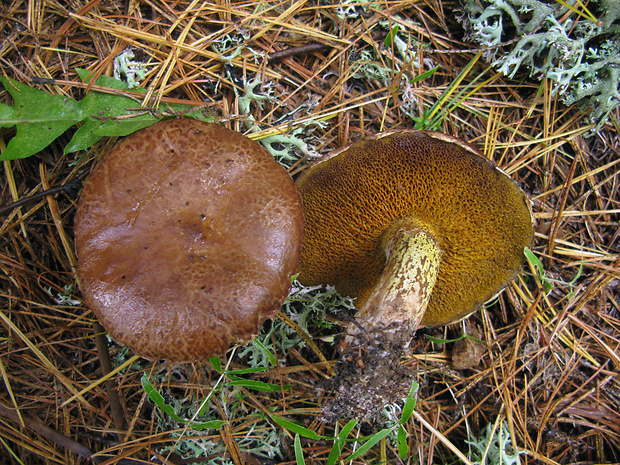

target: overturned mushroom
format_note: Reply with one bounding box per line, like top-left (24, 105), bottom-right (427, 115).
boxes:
top-left (75, 119), bottom-right (303, 362)
top-left (295, 130), bottom-right (534, 419)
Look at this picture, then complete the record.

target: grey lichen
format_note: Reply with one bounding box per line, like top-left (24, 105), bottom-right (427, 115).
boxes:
top-left (467, 420), bottom-right (524, 465)
top-left (236, 283), bottom-right (349, 368)
top-left (335, 0), bottom-right (372, 19)
top-left (211, 32), bottom-right (321, 164)
top-left (460, 0), bottom-right (620, 128)
top-left (113, 47), bottom-right (147, 89)
top-left (232, 74), bottom-right (322, 163)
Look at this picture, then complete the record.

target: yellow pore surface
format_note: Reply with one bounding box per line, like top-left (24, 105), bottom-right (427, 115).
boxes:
top-left (295, 131), bottom-right (534, 327)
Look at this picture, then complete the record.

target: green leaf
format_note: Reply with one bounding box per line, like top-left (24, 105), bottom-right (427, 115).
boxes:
top-left (271, 415), bottom-right (324, 440)
top-left (413, 53), bottom-right (482, 130)
top-left (339, 418), bottom-right (358, 438)
top-left (67, 68), bottom-right (157, 150)
top-left (384, 25), bottom-right (400, 47)
top-left (569, 259), bottom-right (584, 286)
top-left (294, 434), bottom-right (305, 465)
top-left (524, 247), bottom-right (545, 279)
top-left (327, 418), bottom-right (358, 465)
top-left (0, 77), bottom-right (83, 160)
top-left (344, 428), bottom-right (393, 462)
top-left (141, 374), bottom-right (226, 431)
top-left (0, 69), bottom-right (215, 161)
top-left (410, 66), bottom-right (439, 84)
top-left (400, 381), bottom-right (419, 425)
top-left (524, 247), bottom-right (553, 293)
top-left (397, 425), bottom-right (408, 459)
top-left (209, 357), bottom-right (223, 372)
top-left (77, 68), bottom-right (132, 90)
top-left (0, 102), bottom-right (13, 120)
top-left (226, 366), bottom-right (270, 375)
top-left (327, 438), bottom-right (342, 464)
top-left (190, 419), bottom-right (227, 431)
top-left (424, 333), bottom-right (484, 345)
top-left (525, 246), bottom-right (583, 298)
top-left (65, 95), bottom-right (152, 152)
top-left (140, 374), bottom-right (185, 423)
top-left (251, 338), bottom-right (278, 366)
top-left (226, 377), bottom-right (290, 392)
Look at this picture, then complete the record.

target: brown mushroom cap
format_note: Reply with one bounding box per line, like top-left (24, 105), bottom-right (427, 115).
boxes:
top-left (75, 120), bottom-right (303, 362)
top-left (295, 130), bottom-right (533, 327)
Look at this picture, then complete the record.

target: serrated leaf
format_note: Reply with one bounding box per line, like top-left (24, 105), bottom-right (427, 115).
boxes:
top-left (76, 68), bottom-right (131, 90)
top-left (0, 69), bottom-right (215, 160)
top-left (0, 77), bottom-right (83, 160)
top-left (64, 68), bottom-right (157, 152)
top-left (73, 68), bottom-right (213, 138)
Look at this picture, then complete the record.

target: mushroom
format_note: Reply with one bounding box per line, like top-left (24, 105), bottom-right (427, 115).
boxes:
top-left (75, 119), bottom-right (303, 362)
top-left (295, 130), bottom-right (534, 418)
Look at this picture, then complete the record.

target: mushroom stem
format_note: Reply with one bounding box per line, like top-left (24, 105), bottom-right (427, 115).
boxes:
top-left (322, 223), bottom-right (443, 422)
top-left (345, 220), bottom-right (442, 345)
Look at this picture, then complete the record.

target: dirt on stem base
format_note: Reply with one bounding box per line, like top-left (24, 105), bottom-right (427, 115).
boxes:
top-left (321, 323), bottom-right (416, 422)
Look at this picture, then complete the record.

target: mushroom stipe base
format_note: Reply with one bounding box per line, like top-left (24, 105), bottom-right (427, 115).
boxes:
top-left (345, 223), bottom-right (442, 345)
top-left (322, 224), bottom-right (441, 420)
top-left (321, 324), bottom-right (416, 423)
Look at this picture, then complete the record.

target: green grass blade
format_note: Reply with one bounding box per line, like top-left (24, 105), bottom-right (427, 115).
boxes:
top-left (344, 428), bottom-right (393, 462)
top-left (414, 52), bottom-right (482, 129)
top-left (397, 425), bottom-right (408, 459)
top-left (140, 374), bottom-right (185, 423)
top-left (225, 366), bottom-right (270, 375)
top-left (400, 381), bottom-right (419, 425)
top-left (410, 66), bottom-right (439, 84)
top-left (251, 338), bottom-right (278, 366)
top-left (327, 418), bottom-right (358, 465)
top-left (295, 434), bottom-right (305, 465)
top-left (226, 377), bottom-right (290, 392)
top-left (271, 415), bottom-right (323, 440)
